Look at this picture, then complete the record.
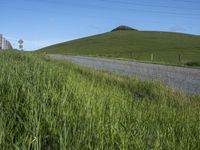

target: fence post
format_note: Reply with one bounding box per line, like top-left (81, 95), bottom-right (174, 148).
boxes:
top-left (151, 53), bottom-right (154, 61)
top-left (179, 54), bottom-right (181, 63)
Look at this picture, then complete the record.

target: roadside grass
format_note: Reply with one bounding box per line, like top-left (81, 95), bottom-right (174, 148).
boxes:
top-left (185, 61), bottom-right (200, 67)
top-left (39, 30), bottom-right (200, 67)
top-left (0, 51), bottom-right (200, 149)
top-left (58, 53), bottom-right (200, 69)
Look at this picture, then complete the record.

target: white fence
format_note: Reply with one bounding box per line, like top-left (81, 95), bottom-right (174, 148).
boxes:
top-left (0, 34), bottom-right (13, 50)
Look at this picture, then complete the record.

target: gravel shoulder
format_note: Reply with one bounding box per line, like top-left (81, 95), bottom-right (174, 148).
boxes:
top-left (48, 54), bottom-right (200, 95)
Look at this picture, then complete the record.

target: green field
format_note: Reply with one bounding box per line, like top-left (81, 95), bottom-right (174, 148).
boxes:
top-left (0, 51), bottom-right (200, 149)
top-left (39, 29), bottom-right (200, 66)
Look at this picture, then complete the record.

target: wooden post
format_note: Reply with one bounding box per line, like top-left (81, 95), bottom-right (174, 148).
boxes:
top-left (179, 54), bottom-right (181, 63)
top-left (151, 53), bottom-right (154, 61)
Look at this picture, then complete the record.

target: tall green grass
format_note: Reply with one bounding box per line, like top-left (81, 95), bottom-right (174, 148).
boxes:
top-left (0, 51), bottom-right (200, 149)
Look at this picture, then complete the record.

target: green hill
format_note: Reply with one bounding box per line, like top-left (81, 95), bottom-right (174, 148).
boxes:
top-left (39, 27), bottom-right (200, 66)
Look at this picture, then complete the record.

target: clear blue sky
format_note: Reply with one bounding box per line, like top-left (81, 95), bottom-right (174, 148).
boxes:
top-left (1, 0), bottom-right (200, 50)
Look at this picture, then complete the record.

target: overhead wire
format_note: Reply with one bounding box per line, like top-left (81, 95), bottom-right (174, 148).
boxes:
top-left (98, 0), bottom-right (200, 11)
top-left (0, 0), bottom-right (199, 17)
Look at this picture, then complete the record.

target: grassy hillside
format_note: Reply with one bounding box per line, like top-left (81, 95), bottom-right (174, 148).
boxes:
top-left (39, 29), bottom-right (200, 66)
top-left (0, 51), bottom-right (200, 149)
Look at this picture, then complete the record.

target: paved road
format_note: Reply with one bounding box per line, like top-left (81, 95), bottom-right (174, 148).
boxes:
top-left (48, 54), bottom-right (200, 95)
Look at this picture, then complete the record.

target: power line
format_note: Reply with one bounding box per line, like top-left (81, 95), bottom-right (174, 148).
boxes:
top-left (98, 0), bottom-right (200, 11)
top-left (169, 0), bottom-right (200, 3)
top-left (0, 0), bottom-right (199, 18)
top-left (109, 0), bottom-right (200, 4)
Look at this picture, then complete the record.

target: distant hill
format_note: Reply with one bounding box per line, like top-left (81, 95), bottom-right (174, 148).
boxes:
top-left (39, 26), bottom-right (200, 66)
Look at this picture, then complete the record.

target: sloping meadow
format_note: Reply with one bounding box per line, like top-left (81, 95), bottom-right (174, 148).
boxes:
top-left (0, 51), bottom-right (199, 149)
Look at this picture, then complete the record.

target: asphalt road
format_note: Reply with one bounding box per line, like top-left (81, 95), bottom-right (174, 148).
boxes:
top-left (48, 54), bottom-right (200, 95)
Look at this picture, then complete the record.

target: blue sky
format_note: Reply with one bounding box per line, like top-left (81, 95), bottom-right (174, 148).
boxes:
top-left (1, 0), bottom-right (200, 50)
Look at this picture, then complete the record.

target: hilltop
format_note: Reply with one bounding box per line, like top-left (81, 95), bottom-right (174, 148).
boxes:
top-left (39, 26), bottom-right (200, 66)
top-left (111, 25), bottom-right (138, 31)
